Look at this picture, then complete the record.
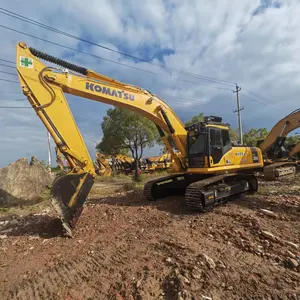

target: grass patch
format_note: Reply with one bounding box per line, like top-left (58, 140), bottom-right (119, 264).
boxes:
top-left (95, 173), bottom-right (130, 183)
top-left (0, 199), bottom-right (50, 218)
top-left (0, 188), bottom-right (51, 218)
top-left (123, 181), bottom-right (144, 191)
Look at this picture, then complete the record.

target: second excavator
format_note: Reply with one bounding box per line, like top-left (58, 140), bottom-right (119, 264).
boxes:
top-left (16, 42), bottom-right (263, 235)
top-left (258, 109), bottom-right (300, 180)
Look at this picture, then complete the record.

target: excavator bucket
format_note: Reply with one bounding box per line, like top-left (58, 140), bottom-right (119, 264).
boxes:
top-left (50, 172), bottom-right (94, 236)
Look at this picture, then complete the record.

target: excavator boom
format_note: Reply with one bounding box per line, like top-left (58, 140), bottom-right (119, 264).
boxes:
top-left (259, 109), bottom-right (300, 154)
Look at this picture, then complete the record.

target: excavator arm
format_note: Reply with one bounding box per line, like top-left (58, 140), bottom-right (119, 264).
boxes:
top-left (259, 109), bottom-right (300, 157)
top-left (16, 42), bottom-right (187, 234)
top-left (258, 109), bottom-right (300, 180)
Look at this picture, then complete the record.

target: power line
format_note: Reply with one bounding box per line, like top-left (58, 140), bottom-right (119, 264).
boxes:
top-left (0, 10), bottom-right (291, 112)
top-left (0, 8), bottom-right (235, 87)
top-left (241, 92), bottom-right (289, 112)
top-left (240, 93), bottom-right (291, 116)
top-left (0, 78), bottom-right (18, 83)
top-left (0, 98), bottom-right (25, 101)
top-left (240, 85), bottom-right (277, 105)
top-left (0, 63), bottom-right (15, 69)
top-left (0, 106), bottom-right (31, 108)
top-left (0, 24), bottom-right (232, 91)
top-left (0, 58), bottom-right (14, 64)
top-left (0, 70), bottom-right (17, 76)
top-left (0, 90), bottom-right (22, 95)
top-left (77, 125), bottom-right (98, 145)
top-left (0, 24), bottom-right (156, 76)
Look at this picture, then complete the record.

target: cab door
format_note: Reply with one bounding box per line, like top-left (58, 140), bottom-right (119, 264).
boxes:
top-left (209, 128), bottom-right (223, 164)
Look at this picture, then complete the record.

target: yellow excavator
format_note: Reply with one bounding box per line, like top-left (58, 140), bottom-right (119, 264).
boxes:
top-left (16, 42), bottom-right (263, 235)
top-left (94, 152), bottom-right (112, 176)
top-left (258, 109), bottom-right (300, 180)
top-left (95, 153), bottom-right (133, 175)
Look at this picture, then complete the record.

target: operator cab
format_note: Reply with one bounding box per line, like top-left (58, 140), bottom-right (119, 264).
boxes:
top-left (186, 116), bottom-right (232, 168)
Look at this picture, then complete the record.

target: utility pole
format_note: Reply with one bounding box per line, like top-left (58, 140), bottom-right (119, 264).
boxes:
top-left (233, 84), bottom-right (244, 145)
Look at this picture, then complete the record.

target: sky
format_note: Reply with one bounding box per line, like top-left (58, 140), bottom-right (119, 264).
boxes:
top-left (0, 0), bottom-right (299, 167)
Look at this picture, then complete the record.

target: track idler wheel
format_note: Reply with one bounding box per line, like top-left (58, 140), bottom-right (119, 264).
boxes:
top-left (50, 172), bottom-right (94, 236)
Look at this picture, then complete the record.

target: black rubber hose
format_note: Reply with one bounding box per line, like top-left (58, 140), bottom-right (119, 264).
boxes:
top-left (29, 47), bottom-right (88, 76)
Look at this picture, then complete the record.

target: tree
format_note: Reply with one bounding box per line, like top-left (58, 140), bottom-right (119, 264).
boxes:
top-left (96, 107), bottom-right (158, 180)
top-left (185, 112), bottom-right (204, 127)
top-left (243, 128), bottom-right (269, 146)
top-left (285, 135), bottom-right (300, 146)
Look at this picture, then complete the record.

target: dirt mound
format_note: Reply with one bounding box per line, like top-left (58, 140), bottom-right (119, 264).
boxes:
top-left (0, 157), bottom-right (54, 206)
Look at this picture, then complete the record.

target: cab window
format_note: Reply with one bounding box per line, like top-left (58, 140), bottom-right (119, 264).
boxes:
top-left (210, 129), bottom-right (222, 147)
top-left (221, 130), bottom-right (231, 146)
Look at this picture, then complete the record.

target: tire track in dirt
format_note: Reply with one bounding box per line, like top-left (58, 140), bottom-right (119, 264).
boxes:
top-left (7, 244), bottom-right (130, 300)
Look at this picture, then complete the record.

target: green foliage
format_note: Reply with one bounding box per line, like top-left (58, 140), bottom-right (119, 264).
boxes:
top-left (285, 135), bottom-right (300, 146)
top-left (185, 113), bottom-right (204, 127)
top-left (243, 128), bottom-right (269, 146)
top-left (97, 107), bottom-right (158, 156)
top-left (96, 107), bottom-right (158, 179)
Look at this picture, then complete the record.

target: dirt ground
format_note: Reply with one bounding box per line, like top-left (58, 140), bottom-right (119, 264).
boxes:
top-left (0, 175), bottom-right (300, 300)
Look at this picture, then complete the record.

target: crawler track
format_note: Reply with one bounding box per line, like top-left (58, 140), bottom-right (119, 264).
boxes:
top-left (144, 173), bottom-right (258, 210)
top-left (263, 161), bottom-right (298, 181)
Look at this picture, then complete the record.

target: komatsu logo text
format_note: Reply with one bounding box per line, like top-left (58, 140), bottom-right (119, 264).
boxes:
top-left (86, 82), bottom-right (135, 101)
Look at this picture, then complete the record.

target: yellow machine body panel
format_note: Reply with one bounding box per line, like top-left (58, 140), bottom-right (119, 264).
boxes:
top-left (187, 146), bottom-right (263, 174)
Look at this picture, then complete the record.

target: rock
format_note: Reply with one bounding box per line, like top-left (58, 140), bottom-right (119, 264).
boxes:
top-left (286, 251), bottom-right (296, 258)
top-left (166, 257), bottom-right (172, 263)
top-left (286, 241), bottom-right (299, 250)
top-left (217, 261), bottom-right (226, 269)
top-left (286, 258), bottom-right (299, 269)
top-left (177, 292), bottom-right (184, 300)
top-left (0, 234), bottom-right (7, 239)
top-left (174, 268), bottom-right (180, 276)
top-left (0, 158), bottom-right (54, 206)
top-left (201, 296), bottom-right (212, 300)
top-left (191, 266), bottom-right (202, 279)
top-left (177, 274), bottom-right (190, 285)
top-left (29, 246), bottom-right (34, 250)
top-left (260, 209), bottom-right (277, 218)
top-left (202, 254), bottom-right (216, 269)
top-left (261, 231), bottom-right (277, 241)
top-left (136, 280), bottom-right (142, 288)
top-left (227, 286), bottom-right (233, 290)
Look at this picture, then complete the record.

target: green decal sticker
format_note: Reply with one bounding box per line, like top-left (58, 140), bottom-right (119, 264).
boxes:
top-left (20, 57), bottom-right (33, 68)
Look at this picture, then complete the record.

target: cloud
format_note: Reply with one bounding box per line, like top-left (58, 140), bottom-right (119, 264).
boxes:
top-left (0, 0), bottom-right (300, 167)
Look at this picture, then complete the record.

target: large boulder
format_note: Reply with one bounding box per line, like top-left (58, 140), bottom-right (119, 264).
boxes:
top-left (0, 157), bottom-right (54, 206)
